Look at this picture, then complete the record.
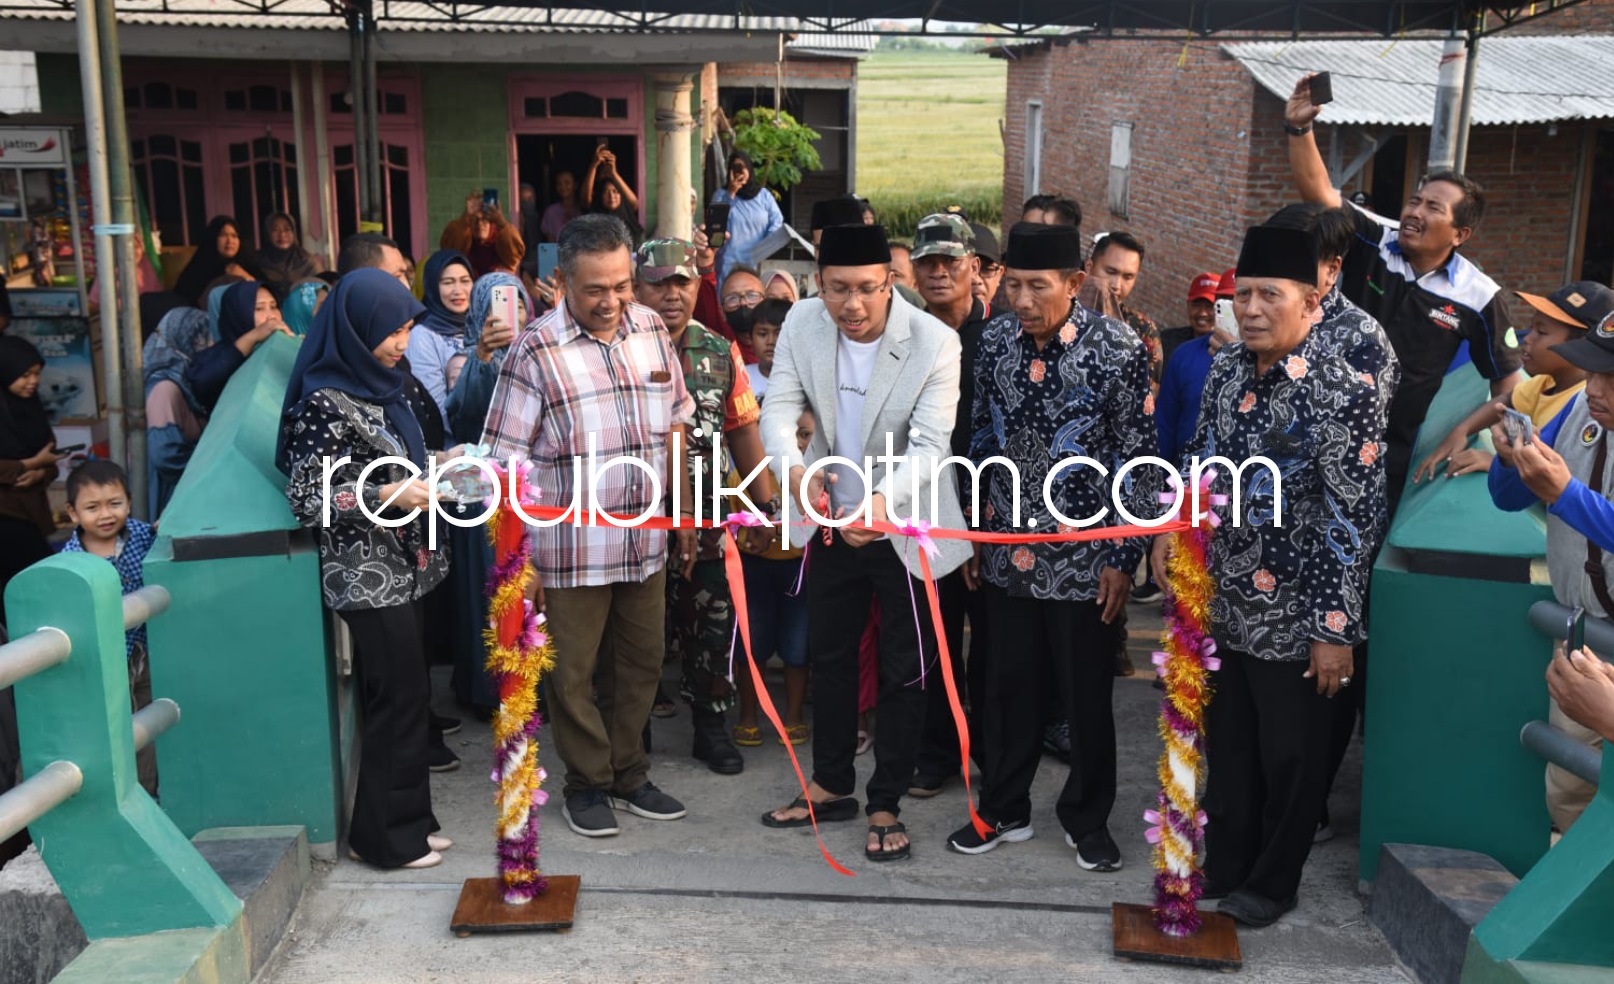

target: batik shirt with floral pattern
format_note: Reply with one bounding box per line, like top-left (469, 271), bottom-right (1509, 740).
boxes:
top-left (1311, 285), bottom-right (1401, 437)
top-left (969, 304), bottom-right (1161, 602)
top-left (1181, 332), bottom-right (1386, 662)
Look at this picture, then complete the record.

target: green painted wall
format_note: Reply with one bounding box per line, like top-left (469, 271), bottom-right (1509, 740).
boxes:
top-left (36, 52), bottom-right (83, 115)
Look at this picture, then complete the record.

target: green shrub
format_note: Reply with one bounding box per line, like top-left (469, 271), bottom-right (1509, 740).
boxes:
top-left (732, 108), bottom-right (822, 194)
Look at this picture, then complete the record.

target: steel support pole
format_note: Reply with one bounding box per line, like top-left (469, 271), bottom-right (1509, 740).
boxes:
top-left (96, 0), bottom-right (147, 516)
top-left (348, 13), bottom-right (371, 222)
top-left (362, 0), bottom-right (383, 226)
top-left (0, 762), bottom-right (84, 845)
top-left (1452, 30), bottom-right (1480, 173)
top-left (73, 0), bottom-right (124, 472)
top-left (289, 62), bottom-right (314, 258)
top-left (311, 63), bottom-right (337, 265)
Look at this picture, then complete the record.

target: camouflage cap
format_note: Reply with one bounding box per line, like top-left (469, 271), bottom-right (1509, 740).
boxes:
top-left (634, 238), bottom-right (699, 282)
top-left (910, 213), bottom-right (977, 261)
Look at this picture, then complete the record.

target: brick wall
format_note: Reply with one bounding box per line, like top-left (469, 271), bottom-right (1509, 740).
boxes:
top-left (1001, 39), bottom-right (1261, 324)
top-left (1002, 40), bottom-right (1593, 325)
top-left (1510, 0), bottom-right (1614, 34)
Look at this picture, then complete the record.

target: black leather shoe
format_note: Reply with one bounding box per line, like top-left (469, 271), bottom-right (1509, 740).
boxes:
top-left (692, 709), bottom-right (744, 774)
top-left (1217, 889), bottom-right (1297, 928)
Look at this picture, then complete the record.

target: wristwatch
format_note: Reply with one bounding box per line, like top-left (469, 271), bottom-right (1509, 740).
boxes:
top-left (1283, 121), bottom-right (1313, 137)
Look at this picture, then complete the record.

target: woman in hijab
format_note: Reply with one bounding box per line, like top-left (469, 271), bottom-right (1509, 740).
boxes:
top-left (443, 272), bottom-right (528, 713)
top-left (0, 337), bottom-right (65, 625)
top-left (142, 308), bottom-right (213, 520)
top-left (257, 212), bottom-right (322, 291)
top-left (278, 268), bottom-right (452, 871)
top-left (711, 149), bottom-right (784, 283)
top-left (404, 250), bottom-right (472, 419)
top-left (185, 281), bottom-right (290, 412)
top-left (173, 216), bottom-right (266, 305)
top-left (281, 277), bottom-right (330, 337)
top-left (763, 269), bottom-right (799, 304)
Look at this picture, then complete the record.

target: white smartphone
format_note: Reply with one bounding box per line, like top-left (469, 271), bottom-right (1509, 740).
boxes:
top-left (1214, 298), bottom-right (1239, 339)
top-left (489, 284), bottom-right (522, 334)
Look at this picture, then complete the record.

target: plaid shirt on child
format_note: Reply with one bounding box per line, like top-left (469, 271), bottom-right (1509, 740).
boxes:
top-left (481, 300), bottom-right (695, 588)
top-left (62, 517), bottom-right (157, 659)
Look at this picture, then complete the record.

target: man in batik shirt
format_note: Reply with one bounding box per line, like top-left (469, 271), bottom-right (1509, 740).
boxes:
top-left (1154, 224), bottom-right (1386, 928)
top-left (950, 222), bottom-right (1159, 872)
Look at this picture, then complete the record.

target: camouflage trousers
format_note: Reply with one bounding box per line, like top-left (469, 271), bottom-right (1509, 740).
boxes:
top-left (666, 558), bottom-right (737, 714)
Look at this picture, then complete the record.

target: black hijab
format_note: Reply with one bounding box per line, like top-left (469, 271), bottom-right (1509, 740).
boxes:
top-left (216, 280), bottom-right (264, 346)
top-left (278, 268), bottom-right (429, 472)
top-left (727, 149), bottom-right (764, 201)
top-left (174, 216), bottom-right (265, 304)
top-left (0, 336), bottom-right (54, 461)
top-left (257, 211), bottom-right (319, 288)
top-left (418, 250), bottom-right (472, 341)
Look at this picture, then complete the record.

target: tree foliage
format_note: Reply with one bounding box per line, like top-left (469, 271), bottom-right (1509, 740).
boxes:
top-left (731, 107), bottom-right (822, 194)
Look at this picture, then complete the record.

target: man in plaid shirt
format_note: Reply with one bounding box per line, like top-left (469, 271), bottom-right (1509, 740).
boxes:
top-left (482, 214), bottom-right (697, 839)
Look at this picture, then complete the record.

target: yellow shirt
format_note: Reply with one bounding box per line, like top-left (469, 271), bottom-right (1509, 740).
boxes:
top-left (1512, 372), bottom-right (1585, 430)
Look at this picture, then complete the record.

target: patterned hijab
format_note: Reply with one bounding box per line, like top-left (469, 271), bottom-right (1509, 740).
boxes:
top-left (142, 307), bottom-right (213, 407)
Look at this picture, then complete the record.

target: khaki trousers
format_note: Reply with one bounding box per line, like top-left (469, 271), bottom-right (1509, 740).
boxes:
top-left (543, 569), bottom-right (666, 798)
top-left (1545, 696), bottom-right (1604, 833)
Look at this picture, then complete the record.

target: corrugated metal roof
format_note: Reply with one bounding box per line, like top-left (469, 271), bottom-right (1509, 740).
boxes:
top-left (0, 0), bottom-right (799, 33)
top-left (788, 26), bottom-right (877, 57)
top-left (1223, 36), bottom-right (1614, 127)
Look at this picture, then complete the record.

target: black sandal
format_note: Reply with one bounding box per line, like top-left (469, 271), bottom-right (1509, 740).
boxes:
top-left (760, 795), bottom-right (859, 828)
top-left (865, 822), bottom-right (911, 862)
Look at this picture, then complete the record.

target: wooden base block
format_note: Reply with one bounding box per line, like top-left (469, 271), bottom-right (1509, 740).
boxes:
top-left (450, 876), bottom-right (581, 936)
top-left (1111, 902), bottom-right (1243, 970)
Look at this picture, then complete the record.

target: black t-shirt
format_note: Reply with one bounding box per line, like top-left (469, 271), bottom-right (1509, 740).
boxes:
top-left (952, 296), bottom-right (993, 461)
top-left (1342, 203), bottom-right (1519, 479)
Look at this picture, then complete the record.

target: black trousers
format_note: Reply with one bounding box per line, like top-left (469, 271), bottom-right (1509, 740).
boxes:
top-left (807, 534), bottom-right (935, 817)
top-left (341, 601), bottom-right (438, 868)
top-left (979, 586), bottom-right (1118, 835)
top-left (1203, 650), bottom-right (1335, 902)
top-left (915, 568), bottom-right (990, 778)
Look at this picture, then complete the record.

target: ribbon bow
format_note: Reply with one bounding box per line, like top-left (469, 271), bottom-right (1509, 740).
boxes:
top-left (1144, 808), bottom-right (1209, 844)
top-left (1151, 638), bottom-right (1221, 678)
top-left (892, 517), bottom-right (940, 559)
top-left (723, 511), bottom-right (767, 529)
top-left (1158, 468), bottom-right (1230, 529)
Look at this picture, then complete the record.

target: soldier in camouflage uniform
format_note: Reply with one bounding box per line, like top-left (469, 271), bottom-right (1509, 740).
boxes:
top-left (634, 239), bottom-right (775, 775)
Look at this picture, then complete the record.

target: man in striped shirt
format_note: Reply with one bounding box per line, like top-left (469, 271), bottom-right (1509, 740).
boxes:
top-left (482, 214), bottom-right (697, 839)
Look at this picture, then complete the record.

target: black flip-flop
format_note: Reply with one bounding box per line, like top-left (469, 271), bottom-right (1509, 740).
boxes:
top-left (760, 795), bottom-right (859, 828)
top-left (865, 822), bottom-right (911, 862)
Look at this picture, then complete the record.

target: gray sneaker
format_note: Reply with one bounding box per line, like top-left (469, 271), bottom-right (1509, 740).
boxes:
top-left (562, 790), bottom-right (621, 838)
top-left (609, 781), bottom-right (687, 820)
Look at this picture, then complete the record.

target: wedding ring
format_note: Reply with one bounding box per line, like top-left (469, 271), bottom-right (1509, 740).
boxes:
top-left (1340, 676), bottom-right (1352, 686)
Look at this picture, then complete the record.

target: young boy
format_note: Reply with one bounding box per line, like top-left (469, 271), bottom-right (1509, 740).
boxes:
top-left (745, 298), bottom-right (792, 399)
top-left (60, 459), bottom-right (159, 797)
top-left (1415, 282), bottom-right (1614, 483)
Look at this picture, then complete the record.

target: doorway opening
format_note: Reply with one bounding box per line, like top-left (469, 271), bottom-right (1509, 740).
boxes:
top-left (516, 134), bottom-right (640, 239)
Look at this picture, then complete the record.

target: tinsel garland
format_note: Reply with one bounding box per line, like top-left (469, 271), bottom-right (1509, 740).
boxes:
top-left (1147, 478), bottom-right (1223, 937)
top-left (483, 467), bottom-right (556, 905)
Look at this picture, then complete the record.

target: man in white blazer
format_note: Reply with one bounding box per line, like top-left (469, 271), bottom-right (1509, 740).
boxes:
top-left (758, 223), bottom-right (971, 863)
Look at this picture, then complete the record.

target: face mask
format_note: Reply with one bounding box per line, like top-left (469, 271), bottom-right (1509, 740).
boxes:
top-left (727, 306), bottom-right (756, 334)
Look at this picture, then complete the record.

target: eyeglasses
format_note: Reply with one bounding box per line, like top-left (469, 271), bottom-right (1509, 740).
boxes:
top-left (819, 281), bottom-right (891, 303)
top-left (722, 290), bottom-right (764, 308)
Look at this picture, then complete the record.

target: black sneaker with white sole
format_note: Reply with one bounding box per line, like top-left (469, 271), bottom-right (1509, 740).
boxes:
top-left (1131, 583), bottom-right (1163, 604)
top-left (562, 790), bottom-right (621, 837)
top-left (426, 742), bottom-right (461, 773)
top-left (609, 781), bottom-right (688, 820)
top-left (1068, 827), bottom-right (1123, 871)
top-left (947, 817), bottom-right (1033, 855)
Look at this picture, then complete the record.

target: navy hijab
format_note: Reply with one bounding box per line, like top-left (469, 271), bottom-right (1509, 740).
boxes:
top-left (216, 281), bottom-right (264, 345)
top-left (418, 250), bottom-right (472, 341)
top-left (277, 268), bottom-right (429, 472)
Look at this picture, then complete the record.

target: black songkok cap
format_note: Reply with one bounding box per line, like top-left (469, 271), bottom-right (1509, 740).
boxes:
top-left (817, 224), bottom-right (892, 268)
top-left (1235, 226), bottom-right (1319, 286)
top-left (1003, 222), bottom-right (1082, 271)
top-left (811, 195), bottom-right (869, 232)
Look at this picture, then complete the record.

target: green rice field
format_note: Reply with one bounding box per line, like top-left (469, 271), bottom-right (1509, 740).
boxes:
top-left (855, 50), bottom-right (1008, 237)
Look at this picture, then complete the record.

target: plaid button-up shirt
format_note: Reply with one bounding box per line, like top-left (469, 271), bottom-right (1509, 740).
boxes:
top-left (481, 300), bottom-right (695, 587)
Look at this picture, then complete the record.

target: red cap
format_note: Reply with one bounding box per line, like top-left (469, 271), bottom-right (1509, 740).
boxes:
top-left (1188, 272), bottom-right (1220, 303)
top-left (1216, 267), bottom-right (1237, 298)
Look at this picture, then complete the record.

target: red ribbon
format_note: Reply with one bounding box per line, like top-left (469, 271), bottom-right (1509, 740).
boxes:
top-left (496, 476), bottom-right (1189, 873)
